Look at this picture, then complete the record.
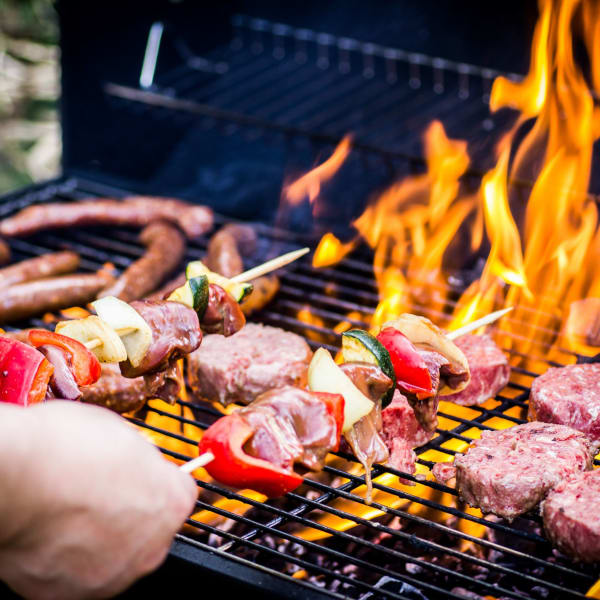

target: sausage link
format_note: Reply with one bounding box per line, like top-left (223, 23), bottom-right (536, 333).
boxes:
top-left (205, 224), bottom-right (257, 278)
top-left (205, 223), bottom-right (277, 315)
top-left (0, 272), bottom-right (113, 324)
top-left (99, 222), bottom-right (185, 302)
top-left (0, 196), bottom-right (214, 239)
top-left (0, 251), bottom-right (79, 289)
top-left (81, 364), bottom-right (147, 414)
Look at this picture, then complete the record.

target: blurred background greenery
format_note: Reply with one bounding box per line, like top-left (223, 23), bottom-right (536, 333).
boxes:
top-left (0, 0), bottom-right (60, 194)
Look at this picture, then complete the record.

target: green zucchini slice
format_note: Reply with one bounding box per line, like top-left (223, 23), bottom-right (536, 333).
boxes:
top-left (168, 275), bottom-right (209, 318)
top-left (185, 260), bottom-right (253, 303)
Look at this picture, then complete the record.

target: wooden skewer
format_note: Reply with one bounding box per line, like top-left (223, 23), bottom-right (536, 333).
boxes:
top-left (230, 247), bottom-right (309, 283)
top-left (184, 306), bottom-right (515, 473)
top-left (179, 452), bottom-right (215, 473)
top-left (83, 327), bottom-right (137, 350)
top-left (446, 307), bottom-right (513, 340)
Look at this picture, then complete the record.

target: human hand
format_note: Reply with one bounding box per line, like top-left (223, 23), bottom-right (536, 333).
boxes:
top-left (0, 401), bottom-right (197, 599)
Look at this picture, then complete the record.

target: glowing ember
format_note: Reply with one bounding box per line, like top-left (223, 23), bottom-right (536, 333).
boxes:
top-left (297, 305), bottom-right (326, 342)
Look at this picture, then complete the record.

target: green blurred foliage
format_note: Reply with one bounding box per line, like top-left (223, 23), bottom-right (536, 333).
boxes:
top-left (0, 0), bottom-right (60, 194)
top-left (2, 0), bottom-right (57, 44)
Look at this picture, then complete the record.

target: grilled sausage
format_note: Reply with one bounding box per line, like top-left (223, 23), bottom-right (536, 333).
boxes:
top-left (205, 224), bottom-right (279, 316)
top-left (99, 222), bottom-right (186, 302)
top-left (240, 274), bottom-right (279, 316)
top-left (205, 224), bottom-right (257, 278)
top-left (81, 364), bottom-right (147, 414)
top-left (0, 251), bottom-right (80, 289)
top-left (0, 272), bottom-right (113, 324)
top-left (0, 239), bottom-right (10, 265)
top-left (0, 196), bottom-right (214, 239)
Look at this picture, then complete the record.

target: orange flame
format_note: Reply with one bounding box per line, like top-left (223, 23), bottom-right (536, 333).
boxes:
top-left (307, 2), bottom-right (600, 362)
top-left (284, 136), bottom-right (352, 205)
top-left (313, 233), bottom-right (357, 268)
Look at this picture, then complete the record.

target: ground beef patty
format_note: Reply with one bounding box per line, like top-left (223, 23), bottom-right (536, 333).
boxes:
top-left (542, 469), bottom-right (600, 563)
top-left (446, 334), bottom-right (510, 406)
top-left (453, 422), bottom-right (596, 520)
top-left (187, 323), bottom-right (312, 406)
top-left (529, 362), bottom-right (600, 444)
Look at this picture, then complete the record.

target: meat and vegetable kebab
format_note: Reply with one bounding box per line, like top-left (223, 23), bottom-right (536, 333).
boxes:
top-left (188, 310), bottom-right (514, 495)
top-left (0, 256), bottom-right (248, 407)
top-left (194, 313), bottom-right (524, 499)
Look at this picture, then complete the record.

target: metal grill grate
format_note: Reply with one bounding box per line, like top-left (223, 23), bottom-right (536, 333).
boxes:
top-left (1, 177), bottom-right (598, 600)
top-left (104, 14), bottom-right (521, 177)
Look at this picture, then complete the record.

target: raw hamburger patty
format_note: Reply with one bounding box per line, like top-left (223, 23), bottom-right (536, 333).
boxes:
top-left (542, 469), bottom-right (600, 563)
top-left (529, 363), bottom-right (600, 443)
top-left (453, 422), bottom-right (596, 520)
top-left (187, 323), bottom-right (312, 405)
top-left (446, 334), bottom-right (510, 406)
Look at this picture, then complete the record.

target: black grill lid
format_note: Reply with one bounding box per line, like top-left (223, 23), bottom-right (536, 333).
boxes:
top-left (56, 0), bottom-right (539, 216)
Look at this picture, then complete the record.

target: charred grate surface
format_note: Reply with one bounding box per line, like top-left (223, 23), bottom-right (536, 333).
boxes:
top-left (1, 177), bottom-right (599, 600)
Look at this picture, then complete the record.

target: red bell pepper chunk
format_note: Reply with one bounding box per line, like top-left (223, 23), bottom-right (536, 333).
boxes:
top-left (198, 413), bottom-right (304, 497)
top-left (376, 327), bottom-right (434, 399)
top-left (312, 391), bottom-right (345, 450)
top-left (0, 337), bottom-right (54, 406)
top-left (28, 330), bottom-right (101, 387)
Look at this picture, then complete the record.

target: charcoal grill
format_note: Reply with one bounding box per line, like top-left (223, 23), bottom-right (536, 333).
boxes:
top-left (2, 1), bottom-right (599, 598)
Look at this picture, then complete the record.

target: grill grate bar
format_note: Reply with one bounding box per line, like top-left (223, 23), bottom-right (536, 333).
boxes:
top-left (185, 508), bottom-right (462, 600)
top-left (146, 402), bottom-right (561, 575)
top-left (189, 482), bottom-right (546, 600)
top-left (144, 399), bottom-right (586, 589)
top-left (2, 177), bottom-right (598, 599)
top-left (188, 473), bottom-right (589, 599)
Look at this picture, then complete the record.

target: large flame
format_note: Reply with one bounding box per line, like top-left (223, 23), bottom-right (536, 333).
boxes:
top-left (312, 0), bottom-right (600, 362)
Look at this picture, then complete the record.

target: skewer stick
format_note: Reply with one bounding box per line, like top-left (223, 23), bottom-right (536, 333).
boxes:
top-left (83, 327), bottom-right (137, 350)
top-left (230, 247), bottom-right (309, 283)
top-left (178, 306), bottom-right (515, 473)
top-left (446, 307), bottom-right (513, 340)
top-left (179, 452), bottom-right (214, 473)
